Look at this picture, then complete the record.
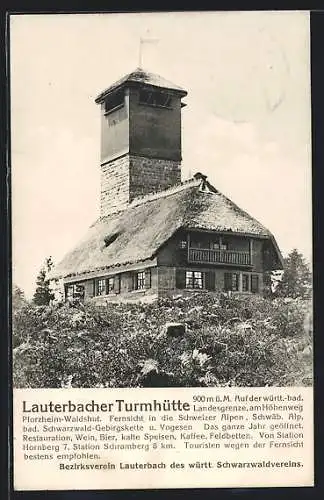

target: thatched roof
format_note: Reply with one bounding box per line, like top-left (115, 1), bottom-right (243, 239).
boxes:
top-left (52, 174), bottom-right (283, 280)
top-left (95, 67), bottom-right (187, 103)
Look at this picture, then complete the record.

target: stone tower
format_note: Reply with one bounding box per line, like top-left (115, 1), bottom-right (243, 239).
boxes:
top-left (95, 68), bottom-right (187, 217)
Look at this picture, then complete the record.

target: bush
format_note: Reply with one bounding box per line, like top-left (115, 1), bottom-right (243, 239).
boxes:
top-left (12, 293), bottom-right (313, 388)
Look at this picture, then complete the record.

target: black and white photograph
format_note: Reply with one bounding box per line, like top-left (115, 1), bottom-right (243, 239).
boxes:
top-left (11, 11), bottom-right (312, 390)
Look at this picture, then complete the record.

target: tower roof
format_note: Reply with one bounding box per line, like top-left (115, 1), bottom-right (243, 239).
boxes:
top-left (95, 67), bottom-right (187, 103)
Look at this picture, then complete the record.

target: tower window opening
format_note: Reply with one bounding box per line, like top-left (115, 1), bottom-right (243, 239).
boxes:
top-left (139, 89), bottom-right (172, 108)
top-left (104, 89), bottom-right (125, 115)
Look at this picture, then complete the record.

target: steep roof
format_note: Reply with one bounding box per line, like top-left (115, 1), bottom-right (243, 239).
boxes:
top-left (95, 67), bottom-right (187, 103)
top-left (52, 174), bottom-right (283, 280)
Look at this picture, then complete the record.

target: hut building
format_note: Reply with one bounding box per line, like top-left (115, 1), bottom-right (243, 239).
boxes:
top-left (51, 68), bottom-right (283, 303)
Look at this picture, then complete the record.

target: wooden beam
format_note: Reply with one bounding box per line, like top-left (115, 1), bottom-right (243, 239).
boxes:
top-left (238, 272), bottom-right (243, 293)
top-left (249, 239), bottom-right (253, 265)
top-left (187, 232), bottom-right (190, 261)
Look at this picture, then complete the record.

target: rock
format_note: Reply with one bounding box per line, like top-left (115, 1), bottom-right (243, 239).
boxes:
top-left (140, 371), bottom-right (178, 387)
top-left (140, 359), bottom-right (159, 376)
top-left (301, 346), bottom-right (312, 358)
top-left (163, 322), bottom-right (186, 337)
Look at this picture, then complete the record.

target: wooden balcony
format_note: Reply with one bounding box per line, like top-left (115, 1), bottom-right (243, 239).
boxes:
top-left (188, 248), bottom-right (252, 266)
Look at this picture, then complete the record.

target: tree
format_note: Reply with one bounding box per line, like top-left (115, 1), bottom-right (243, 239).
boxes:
top-left (12, 284), bottom-right (27, 310)
top-left (278, 249), bottom-right (312, 299)
top-left (33, 257), bottom-right (55, 306)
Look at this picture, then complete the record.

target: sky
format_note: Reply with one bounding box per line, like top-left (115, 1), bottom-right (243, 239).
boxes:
top-left (10, 11), bottom-right (311, 298)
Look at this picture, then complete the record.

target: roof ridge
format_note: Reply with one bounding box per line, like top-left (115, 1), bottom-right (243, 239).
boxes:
top-left (129, 177), bottom-right (201, 208)
top-left (98, 177), bottom-right (200, 220)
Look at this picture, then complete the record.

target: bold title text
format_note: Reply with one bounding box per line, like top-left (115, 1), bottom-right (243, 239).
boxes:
top-left (22, 399), bottom-right (191, 413)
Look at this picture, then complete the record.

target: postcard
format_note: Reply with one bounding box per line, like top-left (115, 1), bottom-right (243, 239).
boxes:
top-left (10, 10), bottom-right (313, 490)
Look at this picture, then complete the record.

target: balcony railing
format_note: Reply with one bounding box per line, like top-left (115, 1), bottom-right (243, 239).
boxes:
top-left (188, 248), bottom-right (252, 266)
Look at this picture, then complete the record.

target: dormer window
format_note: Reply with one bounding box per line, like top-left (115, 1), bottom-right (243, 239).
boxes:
top-left (104, 232), bottom-right (120, 247)
top-left (139, 89), bottom-right (172, 108)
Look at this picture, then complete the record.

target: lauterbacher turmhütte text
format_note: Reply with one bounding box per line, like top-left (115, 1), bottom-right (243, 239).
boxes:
top-left (22, 400), bottom-right (191, 413)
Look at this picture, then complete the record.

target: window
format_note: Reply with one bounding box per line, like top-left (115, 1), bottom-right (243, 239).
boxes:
top-left (104, 89), bottom-right (125, 114)
top-left (190, 240), bottom-right (203, 248)
top-left (139, 89), bottom-right (172, 108)
top-left (231, 274), bottom-right (239, 291)
top-left (209, 237), bottom-right (228, 250)
top-left (186, 271), bottom-right (203, 289)
top-left (179, 240), bottom-right (187, 249)
top-left (251, 275), bottom-right (259, 294)
top-left (210, 241), bottom-right (220, 250)
top-left (66, 284), bottom-right (85, 300)
top-left (176, 270), bottom-right (215, 290)
top-left (96, 279), bottom-right (106, 296)
top-left (242, 274), bottom-right (249, 292)
top-left (185, 271), bottom-right (193, 288)
top-left (94, 276), bottom-right (120, 296)
top-left (136, 271), bottom-right (146, 290)
top-left (133, 270), bottom-right (151, 291)
top-left (224, 272), bottom-right (239, 292)
top-left (107, 277), bottom-right (115, 293)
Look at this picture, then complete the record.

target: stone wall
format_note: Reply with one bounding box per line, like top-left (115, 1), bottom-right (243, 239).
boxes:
top-left (129, 155), bottom-right (181, 200)
top-left (100, 154), bottom-right (181, 217)
top-left (100, 155), bottom-right (130, 217)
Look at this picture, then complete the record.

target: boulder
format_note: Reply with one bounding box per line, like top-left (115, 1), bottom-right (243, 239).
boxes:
top-left (163, 322), bottom-right (186, 337)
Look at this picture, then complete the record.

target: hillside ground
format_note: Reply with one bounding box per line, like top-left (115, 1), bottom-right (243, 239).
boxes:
top-left (12, 293), bottom-right (313, 388)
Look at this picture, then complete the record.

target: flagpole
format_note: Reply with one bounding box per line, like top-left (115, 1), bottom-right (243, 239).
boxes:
top-left (138, 37), bottom-right (159, 69)
top-left (139, 38), bottom-right (143, 68)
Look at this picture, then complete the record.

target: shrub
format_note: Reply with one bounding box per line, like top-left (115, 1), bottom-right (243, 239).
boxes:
top-left (12, 293), bottom-right (313, 388)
